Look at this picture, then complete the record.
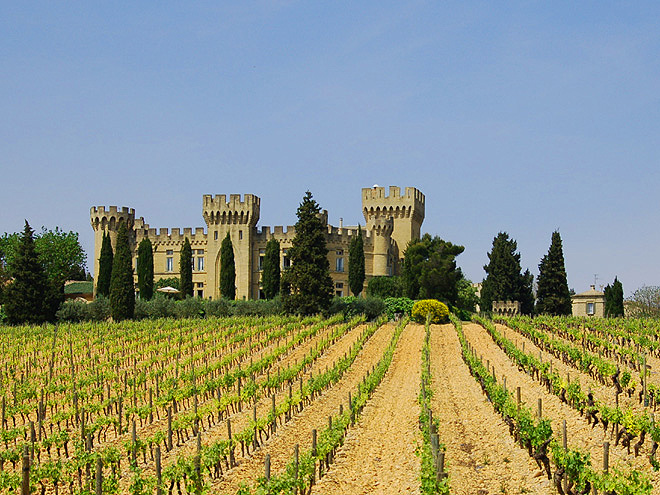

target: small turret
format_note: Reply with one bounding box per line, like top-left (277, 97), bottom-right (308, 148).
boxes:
top-left (202, 194), bottom-right (260, 227)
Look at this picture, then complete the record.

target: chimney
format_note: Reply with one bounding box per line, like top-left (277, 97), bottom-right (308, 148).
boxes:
top-left (590, 284), bottom-right (596, 290)
top-left (339, 218), bottom-right (343, 228)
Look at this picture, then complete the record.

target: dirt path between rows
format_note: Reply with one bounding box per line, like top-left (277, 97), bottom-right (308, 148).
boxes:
top-left (211, 322), bottom-right (398, 494)
top-left (310, 323), bottom-right (423, 495)
top-left (430, 323), bottom-right (553, 495)
top-left (464, 322), bottom-right (660, 493)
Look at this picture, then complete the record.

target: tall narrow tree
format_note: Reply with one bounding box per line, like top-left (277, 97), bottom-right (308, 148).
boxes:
top-left (220, 233), bottom-right (236, 300)
top-left (604, 277), bottom-right (624, 317)
top-left (262, 238), bottom-right (280, 299)
top-left (348, 226), bottom-right (365, 296)
top-left (536, 231), bottom-right (571, 315)
top-left (137, 238), bottom-right (154, 300)
top-left (4, 221), bottom-right (50, 324)
top-left (97, 231), bottom-right (113, 297)
top-left (281, 191), bottom-right (333, 315)
top-left (109, 223), bottom-right (135, 320)
top-left (179, 238), bottom-right (193, 298)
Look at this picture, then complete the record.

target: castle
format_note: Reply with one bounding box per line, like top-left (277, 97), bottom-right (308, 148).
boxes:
top-left (90, 186), bottom-right (425, 300)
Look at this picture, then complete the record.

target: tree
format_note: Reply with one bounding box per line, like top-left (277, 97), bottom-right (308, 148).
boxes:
top-left (481, 232), bottom-right (535, 314)
top-left (348, 226), bottom-right (365, 296)
top-left (97, 231), bottom-right (113, 297)
top-left (220, 233), bottom-right (236, 300)
top-left (456, 278), bottom-right (479, 313)
top-left (262, 238), bottom-right (280, 299)
top-left (137, 238), bottom-right (154, 300)
top-left (281, 191), bottom-right (333, 315)
top-left (179, 238), bottom-right (193, 298)
top-left (536, 231), bottom-right (571, 315)
top-left (626, 285), bottom-right (660, 318)
top-left (604, 277), bottom-right (624, 317)
top-left (109, 223), bottom-right (135, 320)
top-left (3, 221), bottom-right (54, 324)
top-left (367, 276), bottom-right (403, 299)
top-left (402, 234), bottom-right (465, 306)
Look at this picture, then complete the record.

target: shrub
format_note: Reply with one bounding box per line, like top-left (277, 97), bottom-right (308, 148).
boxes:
top-left (205, 299), bottom-right (230, 317)
top-left (367, 276), bottom-right (403, 299)
top-left (175, 297), bottom-right (205, 318)
top-left (383, 297), bottom-right (414, 320)
top-left (146, 295), bottom-right (176, 319)
top-left (411, 299), bottom-right (449, 324)
top-left (328, 296), bottom-right (384, 321)
top-left (56, 300), bottom-right (91, 322)
top-left (88, 296), bottom-right (111, 321)
top-left (231, 298), bottom-right (283, 316)
top-left (133, 298), bottom-right (150, 320)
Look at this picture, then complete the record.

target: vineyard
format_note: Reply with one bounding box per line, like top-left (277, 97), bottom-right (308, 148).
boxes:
top-left (1, 313), bottom-right (659, 494)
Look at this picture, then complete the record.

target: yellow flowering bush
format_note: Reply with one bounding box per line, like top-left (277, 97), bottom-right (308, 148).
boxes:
top-left (411, 299), bottom-right (449, 324)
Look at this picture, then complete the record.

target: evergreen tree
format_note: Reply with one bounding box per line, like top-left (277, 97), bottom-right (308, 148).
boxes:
top-left (137, 238), bottom-right (154, 300)
top-left (220, 233), bottom-right (236, 300)
top-left (109, 223), bottom-right (135, 320)
top-left (604, 277), bottom-right (624, 317)
top-left (262, 238), bottom-right (280, 299)
top-left (179, 237), bottom-right (193, 298)
top-left (481, 232), bottom-right (535, 314)
top-left (97, 231), bottom-right (113, 297)
top-left (348, 225), bottom-right (365, 296)
top-left (281, 191), bottom-right (333, 315)
top-left (536, 231), bottom-right (572, 315)
top-left (4, 221), bottom-right (51, 324)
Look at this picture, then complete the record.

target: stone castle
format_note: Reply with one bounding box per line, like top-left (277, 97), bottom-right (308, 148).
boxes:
top-left (90, 186), bottom-right (425, 300)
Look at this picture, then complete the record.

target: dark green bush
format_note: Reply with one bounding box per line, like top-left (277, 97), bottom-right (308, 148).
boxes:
top-left (56, 300), bottom-right (90, 322)
top-left (328, 296), bottom-right (384, 321)
top-left (230, 297), bottom-right (283, 316)
top-left (367, 276), bottom-right (403, 299)
top-left (383, 297), bottom-right (414, 320)
top-left (146, 295), bottom-right (176, 319)
top-left (205, 298), bottom-right (230, 317)
top-left (88, 296), bottom-right (111, 321)
top-left (175, 297), bottom-right (205, 318)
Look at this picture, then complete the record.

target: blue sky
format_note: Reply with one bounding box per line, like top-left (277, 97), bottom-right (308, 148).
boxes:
top-left (2, 1), bottom-right (659, 295)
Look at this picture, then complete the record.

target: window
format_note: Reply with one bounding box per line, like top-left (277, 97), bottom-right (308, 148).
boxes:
top-left (587, 302), bottom-right (595, 315)
top-left (166, 257), bottom-right (173, 272)
top-left (197, 289), bottom-right (204, 298)
top-left (336, 249), bottom-right (343, 255)
top-left (336, 257), bottom-right (344, 272)
top-left (258, 249), bottom-right (265, 271)
top-left (283, 249), bottom-right (290, 268)
top-left (197, 256), bottom-right (204, 271)
top-left (239, 230), bottom-right (243, 240)
top-left (336, 289), bottom-right (343, 297)
top-left (336, 282), bottom-right (343, 289)
top-left (214, 231), bottom-right (218, 240)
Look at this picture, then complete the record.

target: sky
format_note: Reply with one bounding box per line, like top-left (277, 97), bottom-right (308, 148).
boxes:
top-left (1, 1), bottom-right (659, 296)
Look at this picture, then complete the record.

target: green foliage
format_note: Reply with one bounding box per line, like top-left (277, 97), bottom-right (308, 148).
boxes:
top-left (109, 223), bottom-right (135, 320)
top-left (97, 231), bottom-right (113, 297)
top-left (220, 233), bottom-right (236, 300)
top-left (230, 297), bottom-right (283, 316)
top-left (281, 191), bottom-right (333, 315)
top-left (4, 221), bottom-right (61, 324)
top-left (626, 285), bottom-right (660, 317)
top-left (367, 275), bottom-right (404, 299)
top-left (481, 232), bottom-right (535, 314)
top-left (383, 297), bottom-right (414, 320)
top-left (55, 300), bottom-right (90, 322)
top-left (536, 231), bottom-right (571, 315)
top-left (411, 299), bottom-right (449, 324)
top-left (175, 296), bottom-right (205, 318)
top-left (179, 237), bottom-right (193, 298)
top-left (604, 276), bottom-right (624, 317)
top-left (262, 238), bottom-right (280, 299)
top-left (456, 278), bottom-right (478, 314)
top-left (402, 234), bottom-right (464, 306)
top-left (137, 238), bottom-right (154, 300)
top-left (154, 277), bottom-right (180, 290)
top-left (328, 296), bottom-right (384, 320)
top-left (205, 298), bottom-right (230, 317)
top-left (348, 226), bottom-right (365, 296)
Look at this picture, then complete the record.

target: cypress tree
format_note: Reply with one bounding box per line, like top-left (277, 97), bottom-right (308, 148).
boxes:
top-left (109, 223), bottom-right (135, 320)
top-left (348, 225), bottom-right (365, 296)
top-left (262, 238), bottom-right (280, 299)
top-left (281, 191), bottom-right (333, 315)
top-left (520, 268), bottom-right (535, 315)
top-left (604, 277), bottom-right (624, 317)
top-left (137, 238), bottom-right (154, 300)
top-left (536, 231), bottom-right (572, 315)
top-left (220, 233), bottom-right (236, 300)
top-left (179, 237), bottom-right (193, 298)
top-left (4, 221), bottom-right (50, 324)
top-left (97, 231), bottom-right (113, 297)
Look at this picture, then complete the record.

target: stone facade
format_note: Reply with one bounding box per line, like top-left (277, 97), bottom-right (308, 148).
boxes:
top-left (571, 285), bottom-right (606, 317)
top-left (90, 186), bottom-right (425, 300)
top-left (492, 300), bottom-right (521, 316)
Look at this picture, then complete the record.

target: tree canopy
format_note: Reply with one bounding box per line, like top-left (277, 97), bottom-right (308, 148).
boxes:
top-left (137, 238), bottom-right (154, 300)
top-left (109, 223), bottom-right (135, 320)
top-left (604, 277), bottom-right (624, 317)
top-left (536, 231), bottom-right (571, 315)
top-left (179, 237), bottom-right (193, 298)
top-left (281, 191), bottom-right (333, 315)
top-left (626, 285), bottom-right (660, 318)
top-left (220, 233), bottom-right (236, 300)
top-left (348, 226), bottom-right (365, 296)
top-left (97, 231), bottom-right (113, 297)
top-left (262, 238), bottom-right (280, 299)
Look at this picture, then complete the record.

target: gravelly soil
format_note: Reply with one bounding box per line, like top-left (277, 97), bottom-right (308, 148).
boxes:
top-left (464, 322), bottom-right (660, 493)
top-left (430, 323), bottom-right (553, 495)
top-left (309, 323), bottom-right (424, 495)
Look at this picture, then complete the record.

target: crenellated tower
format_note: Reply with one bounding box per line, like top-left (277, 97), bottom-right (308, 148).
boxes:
top-left (203, 194), bottom-right (260, 300)
top-left (362, 186), bottom-right (425, 274)
top-left (90, 206), bottom-right (136, 295)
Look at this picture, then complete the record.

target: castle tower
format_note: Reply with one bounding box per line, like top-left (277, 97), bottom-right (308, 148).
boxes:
top-left (370, 217), bottom-right (394, 276)
top-left (203, 194), bottom-right (260, 300)
top-left (362, 186), bottom-right (425, 273)
top-left (90, 206), bottom-right (136, 295)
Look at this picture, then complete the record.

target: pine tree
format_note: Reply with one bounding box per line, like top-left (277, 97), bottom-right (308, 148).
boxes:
top-left (220, 233), bottom-right (236, 300)
top-left (282, 191), bottom-right (333, 315)
top-left (536, 231), bottom-right (572, 315)
top-left (262, 238), bottom-right (280, 299)
top-left (4, 221), bottom-right (51, 324)
top-left (137, 238), bottom-right (154, 300)
top-left (109, 223), bottom-right (135, 320)
top-left (604, 277), bottom-right (624, 317)
top-left (348, 226), bottom-right (365, 296)
top-left (97, 231), bottom-right (113, 297)
top-left (179, 237), bottom-right (193, 298)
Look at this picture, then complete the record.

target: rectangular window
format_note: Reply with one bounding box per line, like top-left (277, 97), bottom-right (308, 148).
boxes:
top-left (197, 289), bottom-right (204, 298)
top-left (336, 290), bottom-right (343, 297)
top-left (336, 282), bottom-right (343, 289)
top-left (197, 257), bottom-right (204, 271)
top-left (239, 230), bottom-right (243, 240)
top-left (166, 250), bottom-right (173, 255)
top-left (259, 249), bottom-right (265, 271)
top-left (336, 249), bottom-right (343, 255)
top-left (336, 257), bottom-right (344, 272)
top-left (214, 231), bottom-right (218, 240)
top-left (283, 249), bottom-right (290, 268)
top-left (166, 257), bottom-right (173, 272)
top-left (587, 302), bottom-right (595, 315)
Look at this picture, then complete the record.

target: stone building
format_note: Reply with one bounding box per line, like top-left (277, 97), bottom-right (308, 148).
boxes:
top-left (571, 285), bottom-right (606, 317)
top-left (90, 186), bottom-right (425, 300)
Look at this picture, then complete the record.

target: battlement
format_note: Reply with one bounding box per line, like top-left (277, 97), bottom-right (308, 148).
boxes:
top-left (134, 226), bottom-right (207, 245)
top-left (370, 217), bottom-right (394, 236)
top-left (203, 193), bottom-right (260, 226)
top-left (90, 206), bottom-right (136, 231)
top-left (362, 186), bottom-right (425, 221)
top-left (362, 186), bottom-right (425, 204)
